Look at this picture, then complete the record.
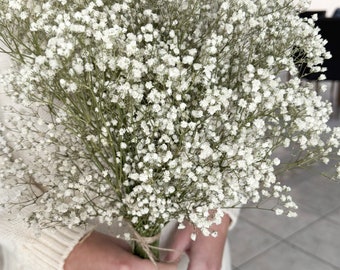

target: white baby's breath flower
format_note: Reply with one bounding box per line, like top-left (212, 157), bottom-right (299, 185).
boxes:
top-left (275, 208), bottom-right (284, 215)
top-left (287, 211), bottom-right (298, 218)
top-left (190, 233), bottom-right (197, 241)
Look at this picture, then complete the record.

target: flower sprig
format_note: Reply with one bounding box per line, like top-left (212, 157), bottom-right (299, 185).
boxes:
top-left (0, 0), bottom-right (339, 259)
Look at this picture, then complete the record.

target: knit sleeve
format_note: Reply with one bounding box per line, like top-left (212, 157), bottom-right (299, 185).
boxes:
top-left (0, 189), bottom-right (94, 270)
top-left (0, 54), bottom-right (94, 270)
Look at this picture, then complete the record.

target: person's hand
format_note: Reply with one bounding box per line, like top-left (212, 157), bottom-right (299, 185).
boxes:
top-left (164, 213), bottom-right (231, 270)
top-left (64, 231), bottom-right (178, 270)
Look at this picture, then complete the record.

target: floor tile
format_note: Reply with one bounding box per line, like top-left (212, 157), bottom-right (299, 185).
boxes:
top-left (327, 207), bottom-right (340, 225)
top-left (275, 164), bottom-right (311, 188)
top-left (240, 205), bottom-right (319, 239)
top-left (229, 218), bottom-right (280, 267)
top-left (237, 242), bottom-right (337, 270)
top-left (290, 175), bottom-right (340, 216)
top-left (287, 218), bottom-right (340, 268)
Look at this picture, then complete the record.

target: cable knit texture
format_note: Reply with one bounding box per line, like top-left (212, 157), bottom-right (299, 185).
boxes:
top-left (0, 204), bottom-right (94, 270)
top-left (0, 53), bottom-right (94, 270)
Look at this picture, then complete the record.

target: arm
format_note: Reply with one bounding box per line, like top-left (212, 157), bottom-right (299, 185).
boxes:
top-left (0, 198), bottom-right (177, 270)
top-left (0, 191), bottom-right (94, 270)
top-left (0, 57), bottom-right (94, 270)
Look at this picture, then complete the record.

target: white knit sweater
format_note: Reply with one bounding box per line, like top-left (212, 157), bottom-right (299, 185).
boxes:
top-left (0, 54), bottom-right (239, 270)
top-left (0, 53), bottom-right (95, 270)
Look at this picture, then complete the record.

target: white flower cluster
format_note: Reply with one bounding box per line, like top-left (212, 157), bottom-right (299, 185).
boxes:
top-left (0, 0), bottom-right (339, 239)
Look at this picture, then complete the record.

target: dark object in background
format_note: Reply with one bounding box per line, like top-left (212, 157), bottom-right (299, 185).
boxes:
top-left (333, 8), bottom-right (340, 18)
top-left (312, 18), bottom-right (340, 81)
top-left (299, 17), bottom-right (340, 116)
top-left (299, 10), bottom-right (326, 19)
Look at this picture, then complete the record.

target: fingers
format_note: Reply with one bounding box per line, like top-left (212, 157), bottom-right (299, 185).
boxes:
top-left (137, 259), bottom-right (178, 270)
top-left (186, 214), bottom-right (231, 270)
top-left (156, 261), bottom-right (179, 270)
top-left (164, 223), bottom-right (193, 263)
top-left (186, 233), bottom-right (224, 270)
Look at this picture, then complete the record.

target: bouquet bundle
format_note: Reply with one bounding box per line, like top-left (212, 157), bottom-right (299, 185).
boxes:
top-left (0, 0), bottom-right (339, 260)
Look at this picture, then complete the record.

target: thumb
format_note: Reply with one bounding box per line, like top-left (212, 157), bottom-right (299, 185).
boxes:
top-left (138, 259), bottom-right (178, 270)
top-left (156, 261), bottom-right (179, 270)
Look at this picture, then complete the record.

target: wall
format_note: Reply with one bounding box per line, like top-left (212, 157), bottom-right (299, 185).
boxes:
top-left (308, 0), bottom-right (340, 16)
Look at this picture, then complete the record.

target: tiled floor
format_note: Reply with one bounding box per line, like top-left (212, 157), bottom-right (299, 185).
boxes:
top-left (229, 115), bottom-right (340, 270)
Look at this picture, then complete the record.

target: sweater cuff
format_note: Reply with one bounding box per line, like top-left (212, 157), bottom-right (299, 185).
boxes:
top-left (23, 225), bottom-right (95, 270)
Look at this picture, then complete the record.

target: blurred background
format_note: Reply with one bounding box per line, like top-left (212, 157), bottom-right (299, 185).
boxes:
top-left (309, 0), bottom-right (340, 17)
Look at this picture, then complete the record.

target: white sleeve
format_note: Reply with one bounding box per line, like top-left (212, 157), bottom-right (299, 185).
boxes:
top-left (0, 53), bottom-right (95, 270)
top-left (0, 188), bottom-right (94, 270)
top-left (223, 208), bottom-right (241, 231)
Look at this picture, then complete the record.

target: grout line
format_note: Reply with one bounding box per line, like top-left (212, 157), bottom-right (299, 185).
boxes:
top-left (279, 206), bottom-right (340, 269)
top-left (234, 205), bottom-right (340, 269)
top-left (280, 240), bottom-right (340, 270)
top-left (237, 216), bottom-right (285, 240)
top-left (235, 235), bottom-right (340, 270)
top-left (235, 240), bottom-right (283, 269)
top-left (323, 205), bottom-right (340, 226)
top-left (239, 188), bottom-right (340, 241)
top-left (231, 217), bottom-right (283, 267)
top-left (282, 205), bottom-right (340, 241)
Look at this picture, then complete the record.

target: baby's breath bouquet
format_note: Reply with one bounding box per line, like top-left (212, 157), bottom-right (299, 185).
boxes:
top-left (1, 0), bottom-right (340, 261)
